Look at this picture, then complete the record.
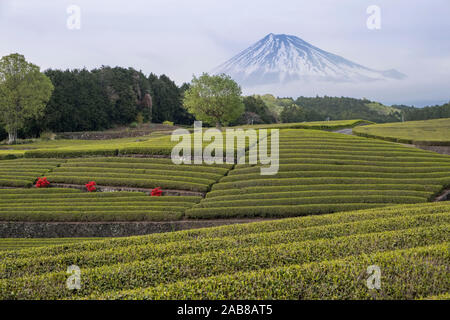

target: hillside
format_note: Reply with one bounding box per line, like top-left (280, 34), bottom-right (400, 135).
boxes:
top-left (0, 126), bottom-right (449, 226)
top-left (1, 122), bottom-right (449, 300)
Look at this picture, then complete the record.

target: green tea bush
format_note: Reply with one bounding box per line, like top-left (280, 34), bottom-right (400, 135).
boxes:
top-left (95, 244), bottom-right (448, 300)
top-left (0, 224), bottom-right (447, 299)
top-left (2, 202), bottom-right (448, 261)
top-left (0, 190), bottom-right (200, 222)
top-left (2, 211), bottom-right (447, 280)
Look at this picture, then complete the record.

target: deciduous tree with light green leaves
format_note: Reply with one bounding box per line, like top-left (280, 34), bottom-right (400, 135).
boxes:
top-left (0, 53), bottom-right (54, 144)
top-left (183, 73), bottom-right (244, 129)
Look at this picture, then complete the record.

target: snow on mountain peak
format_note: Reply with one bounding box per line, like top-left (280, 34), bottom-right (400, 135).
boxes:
top-left (212, 33), bottom-right (406, 86)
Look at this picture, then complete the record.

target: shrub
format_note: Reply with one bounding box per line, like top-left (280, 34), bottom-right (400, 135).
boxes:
top-left (0, 178), bottom-right (32, 188)
top-left (0, 210), bottom-right (183, 222)
top-left (35, 177), bottom-right (50, 188)
top-left (0, 154), bottom-right (19, 160)
top-left (0, 224), bottom-right (447, 299)
top-left (136, 113), bottom-right (144, 125)
top-left (49, 171), bottom-right (216, 185)
top-left (0, 190), bottom-right (200, 223)
top-left (118, 146), bottom-right (173, 156)
top-left (0, 188), bottom-right (81, 195)
top-left (2, 211), bottom-right (447, 280)
top-left (39, 131), bottom-right (56, 141)
top-left (92, 244), bottom-right (448, 300)
top-left (53, 166), bottom-right (223, 181)
top-left (163, 121), bottom-right (174, 126)
top-left (64, 159), bottom-right (231, 173)
top-left (85, 181), bottom-right (97, 192)
top-left (24, 149), bottom-right (119, 158)
top-left (2, 202), bottom-right (447, 261)
top-left (186, 203), bottom-right (386, 219)
top-left (151, 187), bottom-right (163, 196)
top-left (46, 176), bottom-right (210, 192)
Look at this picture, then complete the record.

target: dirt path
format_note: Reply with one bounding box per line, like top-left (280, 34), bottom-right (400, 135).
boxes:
top-left (48, 183), bottom-right (205, 197)
top-left (333, 128), bottom-right (354, 135)
top-left (434, 189), bottom-right (450, 202)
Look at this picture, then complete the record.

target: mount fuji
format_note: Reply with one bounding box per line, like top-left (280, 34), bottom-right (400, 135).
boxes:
top-left (212, 33), bottom-right (406, 86)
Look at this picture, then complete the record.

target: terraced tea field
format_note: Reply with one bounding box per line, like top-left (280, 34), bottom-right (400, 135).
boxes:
top-left (46, 157), bottom-right (232, 192)
top-left (188, 129), bottom-right (450, 219)
top-left (0, 120), bottom-right (371, 159)
top-left (0, 121), bottom-right (449, 300)
top-left (0, 188), bottom-right (201, 221)
top-left (0, 157), bottom-right (232, 193)
top-left (0, 132), bottom-right (176, 158)
top-left (235, 119), bottom-right (373, 130)
top-left (0, 238), bottom-right (103, 251)
top-left (1, 128), bottom-right (450, 224)
top-left (0, 202), bottom-right (448, 299)
top-left (353, 118), bottom-right (450, 145)
top-left (0, 159), bottom-right (63, 187)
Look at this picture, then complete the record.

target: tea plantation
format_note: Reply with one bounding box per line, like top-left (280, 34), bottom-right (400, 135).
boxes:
top-left (353, 118), bottom-right (450, 145)
top-left (0, 202), bottom-right (448, 299)
top-left (0, 238), bottom-right (103, 251)
top-left (0, 159), bottom-right (63, 187)
top-left (0, 121), bottom-right (449, 300)
top-left (188, 129), bottom-right (450, 218)
top-left (0, 188), bottom-right (201, 221)
top-left (0, 128), bottom-right (450, 223)
top-left (46, 157), bottom-right (232, 192)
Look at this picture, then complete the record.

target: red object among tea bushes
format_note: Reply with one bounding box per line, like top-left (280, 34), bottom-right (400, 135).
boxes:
top-left (151, 187), bottom-right (163, 196)
top-left (35, 177), bottom-right (50, 188)
top-left (85, 181), bottom-right (97, 192)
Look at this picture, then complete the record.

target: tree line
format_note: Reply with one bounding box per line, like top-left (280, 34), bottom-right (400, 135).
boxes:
top-left (399, 102), bottom-right (450, 121)
top-left (0, 58), bottom-right (196, 141)
top-left (1, 54), bottom-right (449, 143)
top-left (26, 67), bottom-right (194, 137)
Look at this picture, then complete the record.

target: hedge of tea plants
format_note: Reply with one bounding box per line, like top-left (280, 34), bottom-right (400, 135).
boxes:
top-left (0, 238), bottom-right (103, 251)
top-left (187, 129), bottom-right (450, 219)
top-left (0, 159), bottom-right (63, 188)
top-left (43, 157), bottom-right (232, 192)
top-left (353, 118), bottom-right (450, 146)
top-left (236, 119), bottom-right (373, 130)
top-left (20, 134), bottom-right (177, 158)
top-left (0, 188), bottom-right (201, 222)
top-left (22, 130), bottom-right (255, 158)
top-left (0, 202), bottom-right (448, 299)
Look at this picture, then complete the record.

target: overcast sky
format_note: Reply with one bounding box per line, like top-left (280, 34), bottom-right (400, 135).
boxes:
top-left (1, 0), bottom-right (449, 106)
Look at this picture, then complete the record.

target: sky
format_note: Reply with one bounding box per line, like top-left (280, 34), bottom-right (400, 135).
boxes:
top-left (1, 0), bottom-right (449, 107)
